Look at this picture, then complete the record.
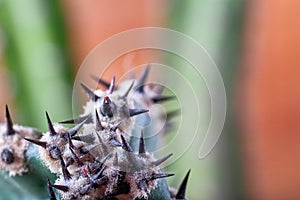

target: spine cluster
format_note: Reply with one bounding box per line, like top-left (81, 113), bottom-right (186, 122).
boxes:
top-left (0, 65), bottom-right (191, 200)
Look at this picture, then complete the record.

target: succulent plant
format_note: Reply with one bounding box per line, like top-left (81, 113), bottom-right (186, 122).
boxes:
top-left (0, 65), bottom-right (191, 200)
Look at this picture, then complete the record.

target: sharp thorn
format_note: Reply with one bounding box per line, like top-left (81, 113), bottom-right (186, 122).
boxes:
top-left (90, 75), bottom-right (110, 89)
top-left (129, 108), bottom-right (149, 117)
top-left (65, 157), bottom-right (74, 167)
top-left (109, 138), bottom-right (123, 147)
top-left (24, 138), bottom-right (47, 148)
top-left (95, 110), bottom-right (104, 131)
top-left (151, 95), bottom-right (176, 103)
top-left (46, 112), bottom-right (57, 136)
top-left (120, 135), bottom-right (133, 152)
top-left (59, 155), bottom-right (71, 181)
top-left (51, 183), bottom-right (69, 192)
top-left (136, 64), bottom-right (151, 93)
top-left (59, 114), bottom-right (91, 124)
top-left (108, 76), bottom-right (115, 94)
top-left (5, 105), bottom-right (14, 135)
top-left (151, 153), bottom-right (173, 166)
top-left (47, 178), bottom-right (57, 200)
top-left (122, 80), bottom-right (135, 98)
top-left (80, 144), bottom-right (100, 154)
top-left (138, 130), bottom-right (146, 154)
top-left (68, 118), bottom-right (87, 137)
top-left (92, 166), bottom-right (106, 180)
top-left (175, 169), bottom-right (191, 199)
top-left (80, 83), bottom-right (100, 101)
top-left (151, 173), bottom-right (174, 180)
top-left (72, 134), bottom-right (95, 143)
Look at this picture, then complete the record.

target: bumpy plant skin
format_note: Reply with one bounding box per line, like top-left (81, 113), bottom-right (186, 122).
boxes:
top-left (0, 105), bottom-right (40, 176)
top-left (2, 65), bottom-right (191, 200)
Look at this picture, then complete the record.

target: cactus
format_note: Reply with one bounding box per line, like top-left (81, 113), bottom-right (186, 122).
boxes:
top-left (0, 66), bottom-right (191, 200)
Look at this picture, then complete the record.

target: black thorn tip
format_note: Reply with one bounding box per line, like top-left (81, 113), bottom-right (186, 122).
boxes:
top-left (175, 169), bottom-right (191, 199)
top-left (45, 112), bottom-right (57, 136)
top-left (138, 130), bottom-right (146, 154)
top-left (129, 108), bottom-right (149, 117)
top-left (72, 134), bottom-right (95, 143)
top-left (108, 76), bottom-right (115, 94)
top-left (90, 75), bottom-right (110, 89)
top-left (59, 155), bottom-right (71, 181)
top-left (24, 138), bottom-right (47, 148)
top-left (152, 95), bottom-right (176, 103)
top-left (95, 110), bottom-right (104, 131)
top-left (47, 178), bottom-right (57, 200)
top-left (5, 105), bottom-right (14, 135)
top-left (80, 83), bottom-right (100, 101)
top-left (151, 153), bottom-right (173, 166)
top-left (59, 114), bottom-right (91, 124)
top-left (120, 135), bottom-right (133, 152)
top-left (151, 173), bottom-right (175, 180)
top-left (122, 80), bottom-right (135, 98)
top-left (136, 64), bottom-right (151, 93)
top-left (51, 183), bottom-right (69, 192)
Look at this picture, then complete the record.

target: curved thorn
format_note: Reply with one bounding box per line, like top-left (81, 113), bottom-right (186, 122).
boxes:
top-left (152, 95), bottom-right (176, 103)
top-left (24, 138), bottom-right (47, 148)
top-left (151, 153), bottom-right (173, 166)
top-left (175, 169), bottom-right (191, 199)
top-left (59, 114), bottom-right (91, 124)
top-left (136, 64), bottom-right (151, 93)
top-left (139, 130), bottom-right (146, 154)
top-left (122, 80), bottom-right (135, 98)
top-left (120, 135), bottom-right (132, 152)
top-left (80, 83), bottom-right (100, 101)
top-left (129, 108), bottom-right (149, 117)
top-left (151, 173), bottom-right (174, 180)
top-left (5, 105), bottom-right (14, 135)
top-left (108, 76), bottom-right (115, 94)
top-left (90, 75), bottom-right (110, 89)
top-left (47, 178), bottom-right (57, 200)
top-left (46, 112), bottom-right (57, 136)
top-left (95, 110), bottom-right (104, 131)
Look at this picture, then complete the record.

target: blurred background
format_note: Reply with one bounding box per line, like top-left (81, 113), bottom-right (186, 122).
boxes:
top-left (0, 0), bottom-right (300, 199)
